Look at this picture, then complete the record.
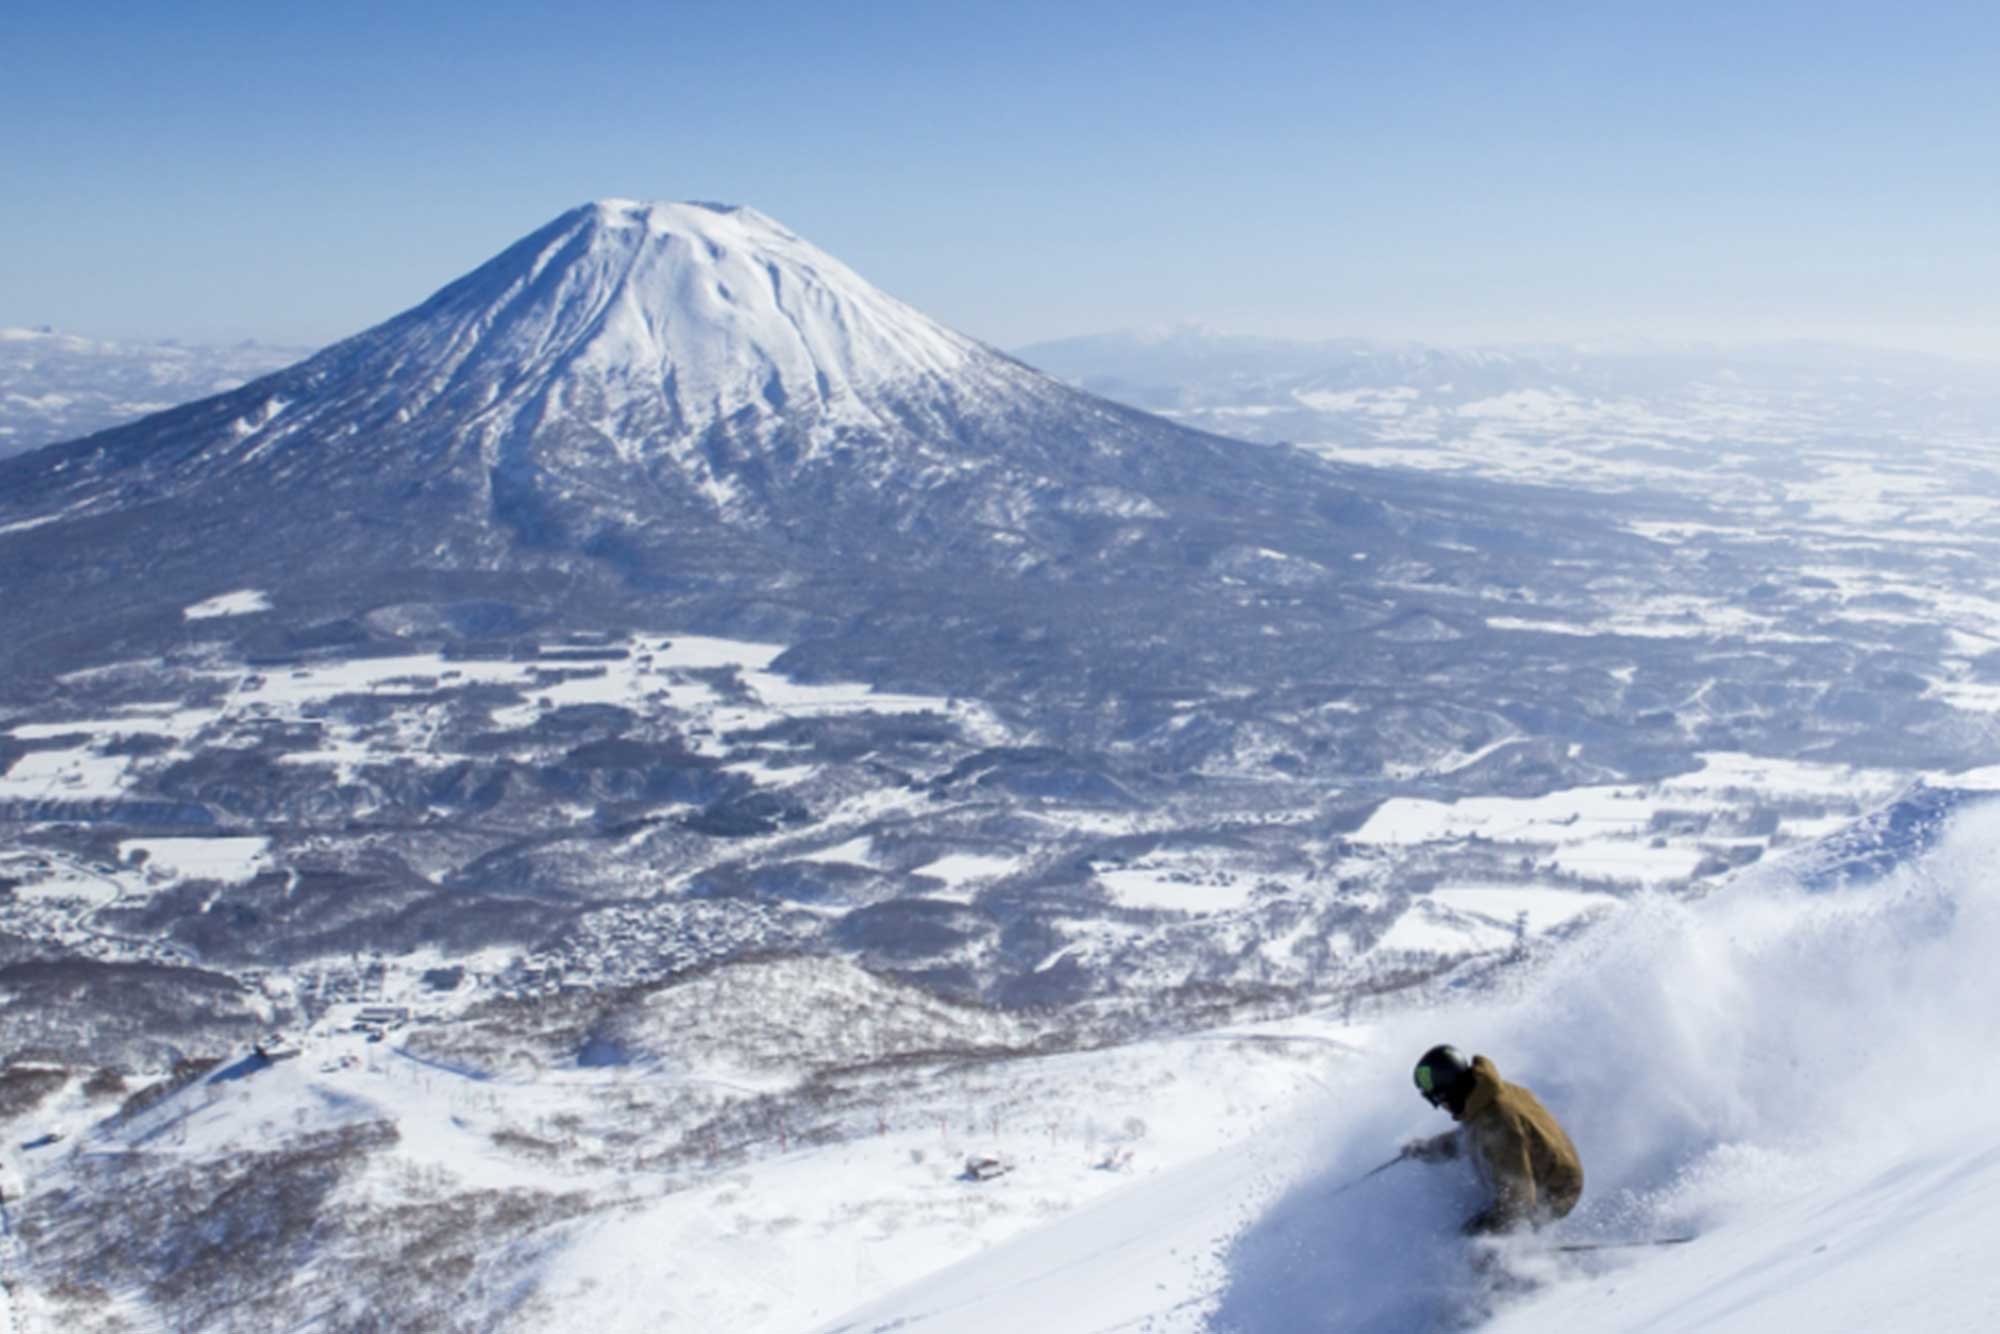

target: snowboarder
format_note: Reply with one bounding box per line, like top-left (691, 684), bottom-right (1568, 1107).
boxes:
top-left (1403, 1044), bottom-right (1583, 1235)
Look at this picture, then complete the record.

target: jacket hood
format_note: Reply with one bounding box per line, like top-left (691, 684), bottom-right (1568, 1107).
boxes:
top-left (1457, 1054), bottom-right (1504, 1120)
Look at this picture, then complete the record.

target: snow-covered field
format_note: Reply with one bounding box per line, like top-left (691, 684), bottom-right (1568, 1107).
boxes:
top-left (181, 590), bottom-right (271, 620)
top-left (116, 837), bottom-right (270, 884)
top-left (0, 632), bottom-right (983, 803)
top-left (1349, 750), bottom-right (1905, 894)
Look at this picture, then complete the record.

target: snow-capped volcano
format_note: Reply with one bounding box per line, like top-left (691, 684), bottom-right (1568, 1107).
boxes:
top-left (4, 198), bottom-right (1204, 542)
top-left (22, 199), bottom-right (1047, 511)
top-left (0, 197), bottom-right (1670, 760)
top-left (339, 199), bottom-right (984, 439)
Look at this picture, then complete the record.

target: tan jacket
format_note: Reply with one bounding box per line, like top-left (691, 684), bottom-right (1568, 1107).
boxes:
top-left (1410, 1055), bottom-right (1583, 1229)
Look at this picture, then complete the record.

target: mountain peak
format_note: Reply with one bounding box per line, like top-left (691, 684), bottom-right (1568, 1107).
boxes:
top-left (6, 199), bottom-right (1087, 541)
top-left (577, 197), bottom-right (771, 231)
top-left (345, 198), bottom-right (979, 438)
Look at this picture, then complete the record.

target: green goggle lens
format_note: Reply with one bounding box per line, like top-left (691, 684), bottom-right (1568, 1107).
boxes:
top-left (1415, 1065), bottom-right (1436, 1093)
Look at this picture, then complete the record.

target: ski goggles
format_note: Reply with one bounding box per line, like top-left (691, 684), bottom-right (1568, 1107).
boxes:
top-left (1413, 1063), bottom-right (1443, 1106)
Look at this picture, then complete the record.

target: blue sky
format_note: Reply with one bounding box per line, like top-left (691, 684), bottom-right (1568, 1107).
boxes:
top-left (6, 1), bottom-right (1997, 356)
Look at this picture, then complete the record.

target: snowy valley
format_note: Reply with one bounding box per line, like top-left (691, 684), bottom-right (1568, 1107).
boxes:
top-left (2, 203), bottom-right (1999, 1332)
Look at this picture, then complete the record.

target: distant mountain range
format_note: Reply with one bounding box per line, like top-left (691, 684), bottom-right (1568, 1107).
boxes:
top-left (0, 327), bottom-right (309, 458)
top-left (1015, 325), bottom-right (2000, 418)
top-left (1014, 326), bottom-right (2000, 505)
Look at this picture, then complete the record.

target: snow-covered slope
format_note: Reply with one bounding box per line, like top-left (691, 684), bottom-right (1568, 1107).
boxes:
top-left (18, 788), bottom-right (1997, 1333)
top-left (221, 197), bottom-right (1006, 477)
top-left (363, 199), bottom-right (980, 428)
top-left (818, 795), bottom-right (2000, 1333)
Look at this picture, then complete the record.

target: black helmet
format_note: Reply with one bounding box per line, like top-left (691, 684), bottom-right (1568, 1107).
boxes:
top-left (1413, 1044), bottom-right (1472, 1108)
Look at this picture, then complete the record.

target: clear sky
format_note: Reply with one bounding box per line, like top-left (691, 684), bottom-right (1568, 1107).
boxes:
top-left (6, 0), bottom-right (1998, 357)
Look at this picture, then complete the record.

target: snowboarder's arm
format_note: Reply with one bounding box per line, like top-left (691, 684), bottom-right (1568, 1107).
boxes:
top-left (1402, 1131), bottom-right (1460, 1163)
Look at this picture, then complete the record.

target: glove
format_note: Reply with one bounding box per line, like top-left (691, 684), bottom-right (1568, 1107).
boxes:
top-left (1402, 1134), bottom-right (1456, 1163)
